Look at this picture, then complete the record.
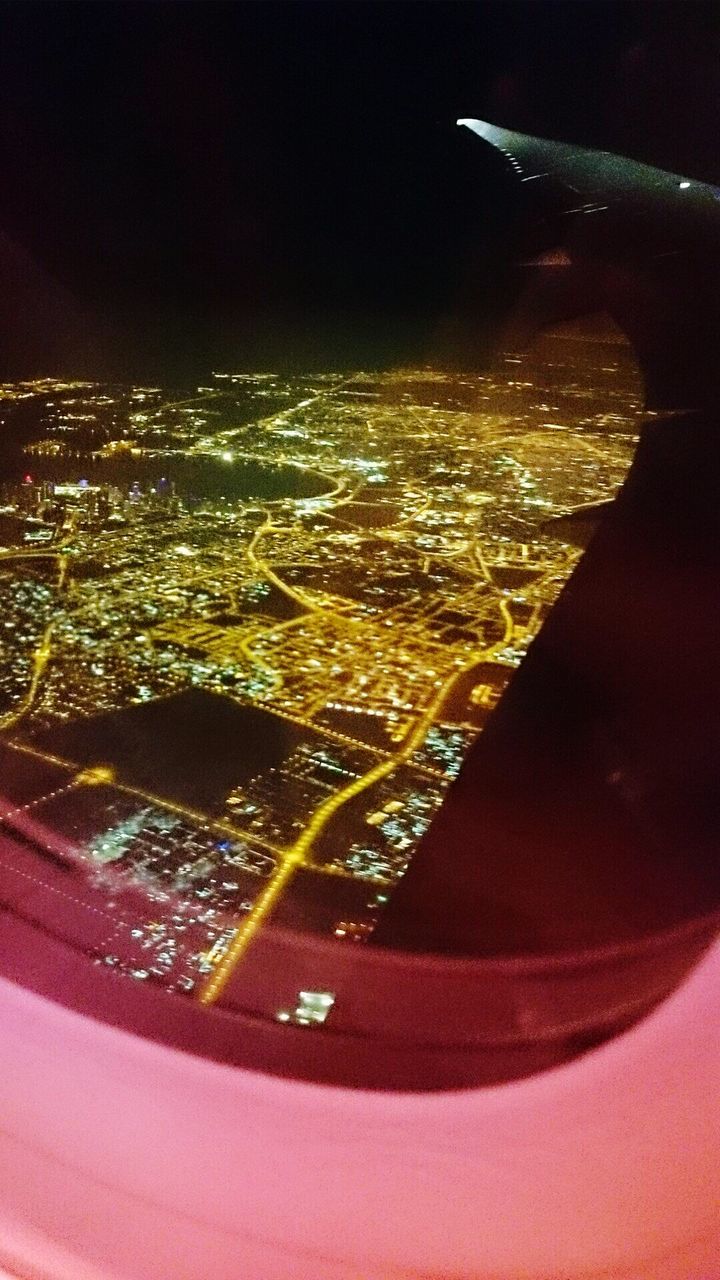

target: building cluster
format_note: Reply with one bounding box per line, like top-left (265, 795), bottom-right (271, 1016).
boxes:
top-left (0, 475), bottom-right (182, 547)
top-left (0, 348), bottom-right (644, 990)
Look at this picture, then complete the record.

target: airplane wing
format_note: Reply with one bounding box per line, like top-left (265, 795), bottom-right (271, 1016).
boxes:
top-left (377, 122), bottom-right (720, 1011)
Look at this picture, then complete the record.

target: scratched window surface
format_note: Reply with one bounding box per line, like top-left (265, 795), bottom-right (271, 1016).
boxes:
top-left (0, 336), bottom-right (644, 1001)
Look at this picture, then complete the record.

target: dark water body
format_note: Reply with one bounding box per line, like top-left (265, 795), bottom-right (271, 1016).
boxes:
top-left (14, 453), bottom-right (333, 504)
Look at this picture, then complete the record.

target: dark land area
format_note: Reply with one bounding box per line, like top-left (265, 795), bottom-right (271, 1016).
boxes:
top-left (0, 739), bottom-right (71, 806)
top-left (27, 689), bottom-right (318, 812)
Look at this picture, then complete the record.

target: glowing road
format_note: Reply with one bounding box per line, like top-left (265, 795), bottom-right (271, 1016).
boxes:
top-left (199, 592), bottom-right (516, 1004)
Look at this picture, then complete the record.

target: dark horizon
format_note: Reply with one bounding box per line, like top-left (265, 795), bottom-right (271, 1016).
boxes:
top-left (1, 0), bottom-right (719, 380)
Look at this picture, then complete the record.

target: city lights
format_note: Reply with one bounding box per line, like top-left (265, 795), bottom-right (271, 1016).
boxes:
top-left (0, 354), bottom-right (642, 998)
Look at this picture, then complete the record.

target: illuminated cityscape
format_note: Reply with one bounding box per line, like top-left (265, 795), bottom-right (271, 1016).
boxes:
top-left (0, 342), bottom-right (643, 1001)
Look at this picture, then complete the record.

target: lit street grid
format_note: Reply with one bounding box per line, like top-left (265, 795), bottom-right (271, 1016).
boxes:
top-left (0, 348), bottom-right (643, 999)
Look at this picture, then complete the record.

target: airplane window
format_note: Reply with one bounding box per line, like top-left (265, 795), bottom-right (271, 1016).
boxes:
top-left (0, 346), bottom-right (635, 985)
top-left (0, 3), bottom-right (718, 1096)
top-left (3, 10), bottom-right (720, 1280)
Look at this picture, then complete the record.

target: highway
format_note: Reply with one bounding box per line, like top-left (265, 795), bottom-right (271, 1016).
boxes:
top-left (1, 735), bottom-right (285, 861)
top-left (0, 552), bottom-right (68, 732)
top-left (246, 515), bottom-right (324, 612)
top-left (0, 548), bottom-right (60, 563)
top-left (0, 622), bottom-right (54, 732)
top-left (198, 592), bottom-right (516, 1005)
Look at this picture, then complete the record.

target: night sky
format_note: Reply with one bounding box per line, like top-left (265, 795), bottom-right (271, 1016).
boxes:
top-left (0, 0), bottom-right (719, 379)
